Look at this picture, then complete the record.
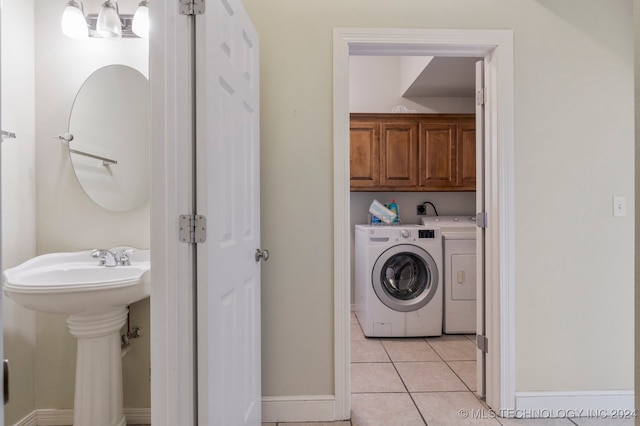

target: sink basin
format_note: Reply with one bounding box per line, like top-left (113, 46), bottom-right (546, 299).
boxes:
top-left (3, 247), bottom-right (150, 426)
top-left (3, 247), bottom-right (150, 315)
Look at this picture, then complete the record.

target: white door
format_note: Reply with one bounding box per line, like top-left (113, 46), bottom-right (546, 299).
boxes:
top-left (194, 0), bottom-right (262, 424)
top-left (475, 60), bottom-right (486, 398)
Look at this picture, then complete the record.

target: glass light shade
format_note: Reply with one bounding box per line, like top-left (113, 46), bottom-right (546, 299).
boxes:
top-left (61, 1), bottom-right (88, 40)
top-left (96, 0), bottom-right (122, 39)
top-left (132, 2), bottom-right (149, 39)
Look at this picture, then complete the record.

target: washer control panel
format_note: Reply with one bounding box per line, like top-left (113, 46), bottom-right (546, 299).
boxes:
top-left (418, 229), bottom-right (435, 239)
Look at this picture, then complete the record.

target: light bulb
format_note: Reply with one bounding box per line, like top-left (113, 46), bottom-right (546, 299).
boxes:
top-left (96, 0), bottom-right (122, 39)
top-left (132, 1), bottom-right (149, 39)
top-left (61, 0), bottom-right (88, 40)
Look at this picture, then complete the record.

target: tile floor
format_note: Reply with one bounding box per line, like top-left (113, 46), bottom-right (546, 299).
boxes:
top-left (263, 314), bottom-right (635, 426)
top-left (343, 313), bottom-right (633, 426)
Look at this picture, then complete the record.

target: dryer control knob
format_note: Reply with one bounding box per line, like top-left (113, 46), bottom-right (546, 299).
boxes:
top-left (400, 229), bottom-right (410, 238)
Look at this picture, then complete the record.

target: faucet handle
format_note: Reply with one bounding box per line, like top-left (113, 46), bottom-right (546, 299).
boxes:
top-left (91, 249), bottom-right (107, 266)
top-left (117, 249), bottom-right (134, 266)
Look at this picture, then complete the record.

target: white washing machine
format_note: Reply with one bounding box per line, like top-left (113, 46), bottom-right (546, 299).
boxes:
top-left (422, 216), bottom-right (477, 334)
top-left (354, 224), bottom-right (443, 337)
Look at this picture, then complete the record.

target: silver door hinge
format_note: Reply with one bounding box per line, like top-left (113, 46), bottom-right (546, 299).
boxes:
top-left (476, 212), bottom-right (488, 229)
top-left (476, 87), bottom-right (486, 106)
top-left (476, 335), bottom-right (488, 353)
top-left (179, 0), bottom-right (205, 15)
top-left (179, 215), bottom-right (207, 244)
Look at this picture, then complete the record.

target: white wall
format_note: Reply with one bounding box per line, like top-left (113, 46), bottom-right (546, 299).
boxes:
top-left (244, 0), bottom-right (634, 402)
top-left (2, 0), bottom-right (37, 423)
top-left (33, 0), bottom-right (150, 412)
top-left (349, 56), bottom-right (475, 113)
top-left (400, 56), bottom-right (433, 95)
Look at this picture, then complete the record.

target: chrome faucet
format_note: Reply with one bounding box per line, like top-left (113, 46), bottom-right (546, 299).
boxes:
top-left (91, 249), bottom-right (133, 267)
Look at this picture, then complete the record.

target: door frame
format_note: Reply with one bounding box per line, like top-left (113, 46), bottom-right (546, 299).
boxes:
top-left (332, 28), bottom-right (515, 418)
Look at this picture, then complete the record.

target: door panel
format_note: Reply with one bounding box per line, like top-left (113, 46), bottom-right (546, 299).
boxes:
top-left (418, 123), bottom-right (456, 188)
top-left (350, 121), bottom-right (379, 188)
top-left (195, 0), bottom-right (261, 424)
top-left (380, 122), bottom-right (418, 187)
top-left (457, 122), bottom-right (476, 189)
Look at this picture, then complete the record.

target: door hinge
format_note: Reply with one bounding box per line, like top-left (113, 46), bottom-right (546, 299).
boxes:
top-left (179, 0), bottom-right (205, 15)
top-left (476, 335), bottom-right (489, 353)
top-left (476, 211), bottom-right (488, 229)
top-left (179, 215), bottom-right (207, 244)
top-left (476, 87), bottom-right (486, 106)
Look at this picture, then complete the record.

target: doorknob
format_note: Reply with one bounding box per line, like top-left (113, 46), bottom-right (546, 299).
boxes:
top-left (255, 249), bottom-right (269, 262)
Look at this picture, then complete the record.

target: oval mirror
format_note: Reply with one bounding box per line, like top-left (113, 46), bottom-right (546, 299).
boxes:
top-left (68, 65), bottom-right (149, 212)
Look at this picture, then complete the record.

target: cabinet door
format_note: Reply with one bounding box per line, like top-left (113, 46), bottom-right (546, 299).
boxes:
top-left (418, 122), bottom-right (456, 188)
top-left (380, 121), bottom-right (419, 188)
top-left (350, 121), bottom-right (379, 189)
top-left (457, 122), bottom-right (476, 190)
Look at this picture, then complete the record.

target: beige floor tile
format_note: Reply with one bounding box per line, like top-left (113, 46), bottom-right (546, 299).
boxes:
top-left (351, 339), bottom-right (390, 363)
top-left (351, 312), bottom-right (359, 324)
top-left (395, 361), bottom-right (467, 392)
top-left (447, 360), bottom-right (477, 391)
top-left (427, 336), bottom-right (477, 361)
top-left (498, 418), bottom-right (575, 425)
top-left (571, 418), bottom-right (636, 425)
top-left (261, 423), bottom-right (277, 426)
top-left (380, 338), bottom-right (441, 362)
top-left (351, 363), bottom-right (406, 393)
top-left (412, 391), bottom-right (501, 425)
top-left (278, 422), bottom-right (351, 425)
top-left (351, 322), bottom-right (366, 341)
top-left (351, 393), bottom-right (425, 426)
top-left (428, 334), bottom-right (470, 341)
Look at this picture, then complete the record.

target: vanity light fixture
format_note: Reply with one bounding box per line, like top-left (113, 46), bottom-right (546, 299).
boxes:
top-left (61, 0), bottom-right (148, 40)
top-left (132, 1), bottom-right (149, 39)
top-left (96, 0), bottom-right (122, 39)
top-left (61, 0), bottom-right (89, 40)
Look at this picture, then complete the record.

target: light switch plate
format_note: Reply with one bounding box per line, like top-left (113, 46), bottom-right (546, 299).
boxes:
top-left (613, 196), bottom-right (626, 217)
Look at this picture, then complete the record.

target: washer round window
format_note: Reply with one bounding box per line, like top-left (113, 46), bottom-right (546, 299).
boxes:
top-left (372, 244), bottom-right (439, 312)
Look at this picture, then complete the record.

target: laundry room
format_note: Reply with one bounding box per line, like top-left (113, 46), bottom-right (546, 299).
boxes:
top-left (349, 54), bottom-right (483, 414)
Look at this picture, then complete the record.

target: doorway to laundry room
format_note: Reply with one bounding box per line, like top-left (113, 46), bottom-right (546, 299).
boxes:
top-left (348, 54), bottom-right (481, 423)
top-left (332, 27), bottom-right (515, 422)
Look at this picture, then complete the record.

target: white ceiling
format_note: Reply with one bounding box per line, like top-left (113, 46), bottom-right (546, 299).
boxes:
top-left (403, 57), bottom-right (478, 98)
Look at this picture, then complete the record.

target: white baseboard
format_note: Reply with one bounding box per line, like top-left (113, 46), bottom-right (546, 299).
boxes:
top-left (514, 390), bottom-right (635, 418)
top-left (11, 408), bottom-right (151, 426)
top-left (12, 411), bottom-right (37, 426)
top-left (123, 408), bottom-right (152, 424)
top-left (262, 395), bottom-right (337, 423)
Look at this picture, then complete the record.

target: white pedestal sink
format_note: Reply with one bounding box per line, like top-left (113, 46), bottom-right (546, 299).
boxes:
top-left (3, 248), bottom-right (150, 426)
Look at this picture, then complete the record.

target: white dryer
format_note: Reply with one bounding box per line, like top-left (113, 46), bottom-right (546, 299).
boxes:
top-left (422, 216), bottom-right (477, 334)
top-left (354, 225), bottom-right (443, 337)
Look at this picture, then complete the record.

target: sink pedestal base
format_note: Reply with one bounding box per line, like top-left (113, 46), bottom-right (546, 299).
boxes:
top-left (67, 307), bottom-right (129, 426)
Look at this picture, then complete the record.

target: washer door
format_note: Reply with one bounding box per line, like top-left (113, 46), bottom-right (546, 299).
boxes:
top-left (372, 244), bottom-right (439, 312)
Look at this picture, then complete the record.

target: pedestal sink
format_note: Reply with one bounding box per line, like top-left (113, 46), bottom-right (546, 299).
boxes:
top-left (3, 247), bottom-right (150, 426)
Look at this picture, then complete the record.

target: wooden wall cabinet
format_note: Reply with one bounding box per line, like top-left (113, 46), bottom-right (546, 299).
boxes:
top-left (350, 113), bottom-right (475, 192)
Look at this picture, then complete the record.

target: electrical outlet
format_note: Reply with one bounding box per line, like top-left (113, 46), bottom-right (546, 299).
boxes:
top-left (416, 204), bottom-right (426, 215)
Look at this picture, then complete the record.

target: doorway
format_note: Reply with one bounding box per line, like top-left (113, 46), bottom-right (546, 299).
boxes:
top-left (332, 28), bottom-right (515, 419)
